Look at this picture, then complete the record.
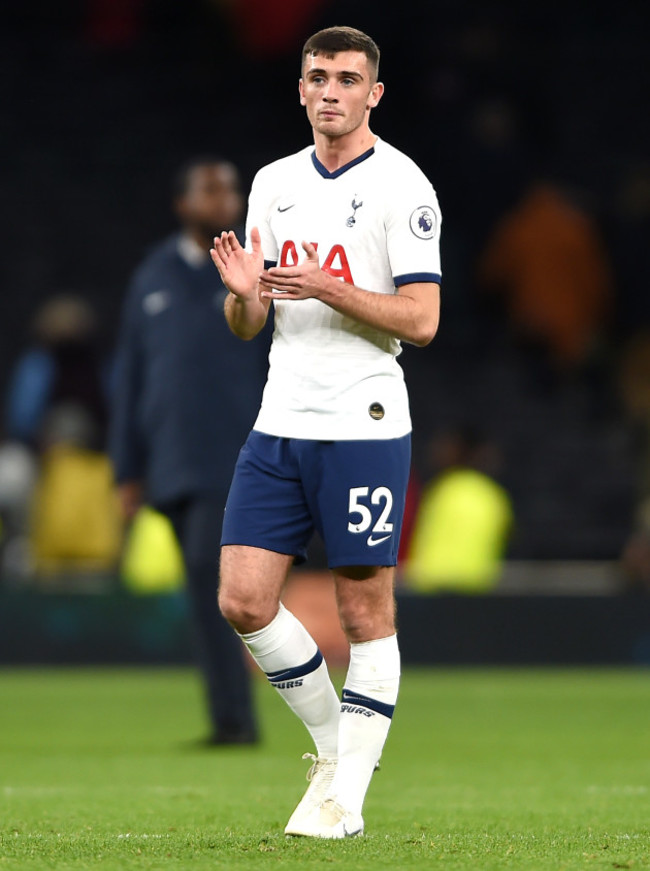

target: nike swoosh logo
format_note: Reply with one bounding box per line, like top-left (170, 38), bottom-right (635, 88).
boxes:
top-left (367, 534), bottom-right (391, 547)
top-left (277, 204), bottom-right (295, 212)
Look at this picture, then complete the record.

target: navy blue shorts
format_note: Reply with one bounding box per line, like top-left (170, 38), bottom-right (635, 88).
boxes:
top-left (221, 431), bottom-right (411, 568)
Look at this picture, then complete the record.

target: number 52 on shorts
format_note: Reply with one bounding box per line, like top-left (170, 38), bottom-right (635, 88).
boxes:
top-left (348, 486), bottom-right (394, 547)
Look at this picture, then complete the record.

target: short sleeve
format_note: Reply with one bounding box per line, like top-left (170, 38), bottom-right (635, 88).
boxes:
top-left (385, 176), bottom-right (442, 287)
top-left (245, 169), bottom-right (279, 269)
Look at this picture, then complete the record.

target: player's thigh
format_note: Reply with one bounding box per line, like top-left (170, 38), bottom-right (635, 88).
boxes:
top-left (219, 544), bottom-right (293, 633)
top-left (221, 431), bottom-right (314, 563)
top-left (332, 564), bottom-right (397, 643)
top-left (308, 435), bottom-right (411, 569)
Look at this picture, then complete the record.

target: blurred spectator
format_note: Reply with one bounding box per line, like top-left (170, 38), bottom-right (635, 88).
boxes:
top-left (620, 497), bottom-right (650, 595)
top-left (607, 163), bottom-right (650, 338)
top-left (5, 295), bottom-right (111, 451)
top-left (617, 328), bottom-right (650, 495)
top-left (120, 505), bottom-right (185, 594)
top-left (402, 426), bottom-right (513, 594)
top-left (30, 404), bottom-right (122, 576)
top-left (617, 328), bottom-right (650, 593)
top-left (3, 296), bottom-right (118, 582)
top-left (477, 180), bottom-right (613, 376)
top-left (610, 166), bottom-right (650, 593)
top-left (110, 156), bottom-right (269, 745)
top-left (0, 440), bottom-right (38, 580)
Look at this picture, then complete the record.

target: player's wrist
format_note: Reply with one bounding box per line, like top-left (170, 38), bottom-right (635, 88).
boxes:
top-left (317, 272), bottom-right (343, 303)
top-left (228, 284), bottom-right (259, 303)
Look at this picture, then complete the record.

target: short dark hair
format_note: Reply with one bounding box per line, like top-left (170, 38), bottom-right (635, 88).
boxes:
top-left (172, 156), bottom-right (227, 200)
top-left (302, 26), bottom-right (380, 81)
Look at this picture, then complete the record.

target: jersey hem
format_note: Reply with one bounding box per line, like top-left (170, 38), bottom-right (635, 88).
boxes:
top-left (252, 422), bottom-right (412, 441)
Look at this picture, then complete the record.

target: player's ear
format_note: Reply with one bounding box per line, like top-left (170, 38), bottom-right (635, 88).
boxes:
top-left (367, 81), bottom-right (384, 110)
top-left (299, 78), bottom-right (306, 107)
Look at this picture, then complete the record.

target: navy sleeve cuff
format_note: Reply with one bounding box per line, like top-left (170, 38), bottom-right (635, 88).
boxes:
top-left (393, 272), bottom-right (441, 287)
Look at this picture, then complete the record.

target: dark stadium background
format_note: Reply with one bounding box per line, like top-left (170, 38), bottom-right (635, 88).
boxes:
top-left (2, 0), bottom-right (650, 664)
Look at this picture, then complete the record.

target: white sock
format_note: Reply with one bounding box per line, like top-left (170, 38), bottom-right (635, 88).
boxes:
top-left (239, 603), bottom-right (340, 758)
top-left (329, 634), bottom-right (400, 816)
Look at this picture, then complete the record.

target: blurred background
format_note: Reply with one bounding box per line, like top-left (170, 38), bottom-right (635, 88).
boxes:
top-left (1, 0), bottom-right (650, 668)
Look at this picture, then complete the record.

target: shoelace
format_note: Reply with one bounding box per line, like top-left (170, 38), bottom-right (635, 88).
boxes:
top-left (302, 752), bottom-right (331, 782)
top-left (302, 750), bottom-right (380, 782)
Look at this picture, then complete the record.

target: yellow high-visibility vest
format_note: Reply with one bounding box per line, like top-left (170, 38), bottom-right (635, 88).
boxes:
top-left (404, 469), bottom-right (513, 593)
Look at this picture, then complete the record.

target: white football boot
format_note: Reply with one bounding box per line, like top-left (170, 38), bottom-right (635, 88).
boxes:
top-left (286, 798), bottom-right (364, 839)
top-left (284, 753), bottom-right (337, 836)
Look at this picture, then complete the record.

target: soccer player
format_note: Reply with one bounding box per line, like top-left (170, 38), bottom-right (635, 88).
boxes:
top-left (210, 26), bottom-right (441, 838)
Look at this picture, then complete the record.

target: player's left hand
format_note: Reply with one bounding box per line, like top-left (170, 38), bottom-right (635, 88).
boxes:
top-left (259, 241), bottom-right (333, 300)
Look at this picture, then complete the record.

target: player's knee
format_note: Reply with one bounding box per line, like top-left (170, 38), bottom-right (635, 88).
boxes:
top-left (217, 587), bottom-right (249, 629)
top-left (218, 587), bottom-right (270, 634)
top-left (339, 602), bottom-right (394, 644)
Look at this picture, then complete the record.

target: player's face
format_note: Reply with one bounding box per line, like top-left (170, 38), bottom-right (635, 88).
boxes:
top-left (299, 51), bottom-right (383, 139)
top-left (176, 163), bottom-right (243, 236)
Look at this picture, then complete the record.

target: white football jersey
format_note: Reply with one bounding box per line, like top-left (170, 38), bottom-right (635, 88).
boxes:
top-left (247, 137), bottom-right (442, 440)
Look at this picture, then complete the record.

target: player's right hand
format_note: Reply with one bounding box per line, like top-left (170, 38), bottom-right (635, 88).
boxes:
top-left (210, 228), bottom-right (263, 300)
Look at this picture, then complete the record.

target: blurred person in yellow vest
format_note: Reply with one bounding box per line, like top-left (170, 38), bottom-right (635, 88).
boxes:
top-left (403, 425), bottom-right (513, 593)
top-left (3, 295), bottom-right (121, 580)
top-left (29, 402), bottom-right (122, 576)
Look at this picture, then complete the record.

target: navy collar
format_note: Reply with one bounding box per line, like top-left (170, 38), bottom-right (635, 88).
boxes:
top-left (311, 146), bottom-right (375, 179)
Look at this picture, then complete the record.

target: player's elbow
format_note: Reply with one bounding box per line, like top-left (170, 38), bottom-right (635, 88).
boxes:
top-left (409, 312), bottom-right (440, 347)
top-left (411, 327), bottom-right (438, 347)
top-left (400, 286), bottom-right (440, 346)
top-left (234, 328), bottom-right (259, 342)
top-left (227, 320), bottom-right (265, 341)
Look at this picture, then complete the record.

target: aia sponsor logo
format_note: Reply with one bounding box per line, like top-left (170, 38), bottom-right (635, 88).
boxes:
top-left (280, 240), bottom-right (354, 284)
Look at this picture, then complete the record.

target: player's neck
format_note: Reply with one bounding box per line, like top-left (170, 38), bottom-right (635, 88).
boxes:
top-left (313, 128), bottom-right (377, 173)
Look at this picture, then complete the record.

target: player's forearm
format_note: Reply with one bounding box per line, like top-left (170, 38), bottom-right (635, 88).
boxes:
top-left (224, 291), bottom-right (269, 340)
top-left (320, 279), bottom-right (440, 347)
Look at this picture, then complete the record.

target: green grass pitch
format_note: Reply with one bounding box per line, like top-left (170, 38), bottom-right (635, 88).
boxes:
top-left (1, 667), bottom-right (649, 870)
